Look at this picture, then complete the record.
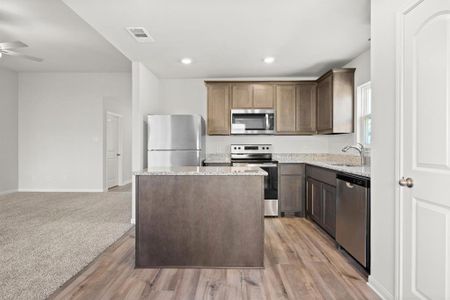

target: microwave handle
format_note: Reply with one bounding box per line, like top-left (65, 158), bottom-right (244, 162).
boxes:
top-left (265, 114), bottom-right (269, 130)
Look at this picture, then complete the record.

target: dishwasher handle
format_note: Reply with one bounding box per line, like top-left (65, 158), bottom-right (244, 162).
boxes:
top-left (346, 182), bottom-right (354, 189)
top-left (336, 173), bottom-right (370, 188)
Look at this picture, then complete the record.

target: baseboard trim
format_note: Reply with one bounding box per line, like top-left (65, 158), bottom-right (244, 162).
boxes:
top-left (368, 276), bottom-right (394, 300)
top-left (0, 189), bottom-right (18, 196)
top-left (18, 189), bottom-right (104, 193)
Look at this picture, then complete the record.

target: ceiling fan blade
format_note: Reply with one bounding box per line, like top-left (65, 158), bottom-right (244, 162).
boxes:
top-left (2, 50), bottom-right (43, 62)
top-left (0, 41), bottom-right (28, 50)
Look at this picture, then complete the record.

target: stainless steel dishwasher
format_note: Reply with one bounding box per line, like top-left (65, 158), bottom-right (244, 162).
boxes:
top-left (336, 173), bottom-right (370, 270)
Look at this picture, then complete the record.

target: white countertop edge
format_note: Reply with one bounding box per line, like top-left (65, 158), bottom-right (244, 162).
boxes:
top-left (134, 166), bottom-right (268, 176)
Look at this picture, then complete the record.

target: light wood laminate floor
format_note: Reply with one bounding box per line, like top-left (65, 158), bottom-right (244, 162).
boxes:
top-left (50, 218), bottom-right (379, 300)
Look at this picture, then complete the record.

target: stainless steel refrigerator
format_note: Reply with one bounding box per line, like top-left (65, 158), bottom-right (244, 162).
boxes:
top-left (147, 114), bottom-right (205, 167)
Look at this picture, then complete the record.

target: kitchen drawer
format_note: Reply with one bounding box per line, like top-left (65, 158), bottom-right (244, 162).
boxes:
top-left (306, 165), bottom-right (336, 187)
top-left (279, 163), bottom-right (305, 175)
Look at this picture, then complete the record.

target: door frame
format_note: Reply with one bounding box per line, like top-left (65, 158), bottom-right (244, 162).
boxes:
top-left (105, 111), bottom-right (123, 190)
top-left (394, 1), bottom-right (426, 299)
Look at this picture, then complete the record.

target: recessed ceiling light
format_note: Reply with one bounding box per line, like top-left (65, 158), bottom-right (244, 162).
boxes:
top-left (181, 58), bottom-right (192, 65)
top-left (263, 57), bottom-right (275, 64)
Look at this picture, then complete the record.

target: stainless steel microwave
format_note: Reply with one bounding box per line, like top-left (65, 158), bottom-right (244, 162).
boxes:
top-left (231, 109), bottom-right (275, 135)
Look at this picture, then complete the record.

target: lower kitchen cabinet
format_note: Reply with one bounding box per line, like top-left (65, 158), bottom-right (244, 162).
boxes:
top-left (280, 175), bottom-right (304, 214)
top-left (279, 164), bottom-right (305, 216)
top-left (306, 166), bottom-right (337, 238)
top-left (278, 164), bottom-right (337, 238)
top-left (321, 183), bottom-right (336, 238)
top-left (306, 178), bottom-right (322, 224)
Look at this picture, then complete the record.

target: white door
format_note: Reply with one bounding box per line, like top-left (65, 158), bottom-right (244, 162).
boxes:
top-left (107, 114), bottom-right (120, 188)
top-left (399, 1), bottom-right (450, 299)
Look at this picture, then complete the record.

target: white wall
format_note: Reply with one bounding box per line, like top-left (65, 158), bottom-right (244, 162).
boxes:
top-left (368, 1), bottom-right (407, 299)
top-left (18, 72), bottom-right (131, 192)
top-left (328, 49), bottom-right (371, 153)
top-left (0, 68), bottom-right (18, 194)
top-left (131, 62), bottom-right (160, 224)
top-left (131, 62), bottom-right (160, 172)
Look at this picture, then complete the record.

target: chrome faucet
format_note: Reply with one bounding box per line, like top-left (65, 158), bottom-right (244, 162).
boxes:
top-left (342, 143), bottom-right (365, 166)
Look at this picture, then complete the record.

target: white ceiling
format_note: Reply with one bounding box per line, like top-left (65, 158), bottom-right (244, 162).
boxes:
top-left (0, 0), bottom-right (130, 72)
top-left (63, 0), bottom-right (370, 78)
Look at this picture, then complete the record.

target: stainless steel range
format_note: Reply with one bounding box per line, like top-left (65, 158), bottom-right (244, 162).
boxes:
top-left (230, 144), bottom-right (278, 217)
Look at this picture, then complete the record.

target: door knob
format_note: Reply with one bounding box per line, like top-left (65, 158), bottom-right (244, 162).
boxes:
top-left (116, 153), bottom-right (121, 157)
top-left (399, 177), bottom-right (414, 188)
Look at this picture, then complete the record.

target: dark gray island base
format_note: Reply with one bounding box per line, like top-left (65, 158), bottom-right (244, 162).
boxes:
top-left (135, 166), bottom-right (266, 269)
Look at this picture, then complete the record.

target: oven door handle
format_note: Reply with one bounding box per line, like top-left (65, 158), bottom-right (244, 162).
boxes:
top-left (233, 163), bottom-right (277, 167)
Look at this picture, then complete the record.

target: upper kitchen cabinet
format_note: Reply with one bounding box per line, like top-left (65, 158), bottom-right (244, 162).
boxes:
top-left (205, 70), bottom-right (353, 136)
top-left (276, 85), bottom-right (297, 133)
top-left (296, 83), bottom-right (317, 134)
top-left (231, 83), bottom-right (274, 109)
top-left (252, 84), bottom-right (275, 108)
top-left (276, 82), bottom-right (317, 134)
top-left (206, 83), bottom-right (231, 135)
top-left (231, 84), bottom-right (253, 108)
top-left (316, 68), bottom-right (355, 134)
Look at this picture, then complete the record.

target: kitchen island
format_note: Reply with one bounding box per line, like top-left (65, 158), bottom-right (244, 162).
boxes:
top-left (134, 166), bottom-right (266, 268)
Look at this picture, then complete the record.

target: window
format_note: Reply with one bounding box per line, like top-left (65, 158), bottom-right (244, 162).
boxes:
top-left (357, 82), bottom-right (372, 146)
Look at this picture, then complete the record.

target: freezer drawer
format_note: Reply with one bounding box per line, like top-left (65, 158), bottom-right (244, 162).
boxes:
top-left (336, 175), bottom-right (370, 269)
top-left (148, 150), bottom-right (202, 167)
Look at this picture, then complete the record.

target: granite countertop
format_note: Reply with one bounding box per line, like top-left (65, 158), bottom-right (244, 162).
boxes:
top-left (204, 153), bottom-right (371, 178)
top-left (304, 161), bottom-right (370, 178)
top-left (134, 166), bottom-right (267, 176)
top-left (273, 153), bottom-right (371, 178)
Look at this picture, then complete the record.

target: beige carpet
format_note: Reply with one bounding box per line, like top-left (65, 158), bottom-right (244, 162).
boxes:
top-left (0, 188), bottom-right (133, 300)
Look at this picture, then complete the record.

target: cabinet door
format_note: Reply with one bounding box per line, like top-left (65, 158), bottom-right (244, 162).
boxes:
top-left (253, 84), bottom-right (274, 108)
top-left (280, 174), bottom-right (304, 214)
top-left (316, 74), bottom-right (333, 133)
top-left (296, 83), bottom-right (317, 134)
top-left (321, 183), bottom-right (336, 238)
top-left (231, 84), bottom-right (253, 108)
top-left (276, 85), bottom-right (297, 133)
top-left (307, 178), bottom-right (322, 224)
top-left (207, 84), bottom-right (230, 135)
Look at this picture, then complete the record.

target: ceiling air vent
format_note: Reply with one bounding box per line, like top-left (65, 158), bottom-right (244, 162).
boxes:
top-left (126, 27), bottom-right (154, 43)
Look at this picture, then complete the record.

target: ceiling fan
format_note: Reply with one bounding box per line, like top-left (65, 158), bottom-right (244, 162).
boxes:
top-left (0, 41), bottom-right (43, 62)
